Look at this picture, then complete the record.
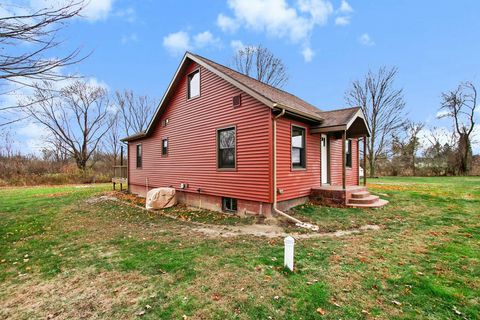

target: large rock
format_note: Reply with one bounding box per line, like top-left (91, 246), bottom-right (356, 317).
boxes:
top-left (146, 187), bottom-right (177, 210)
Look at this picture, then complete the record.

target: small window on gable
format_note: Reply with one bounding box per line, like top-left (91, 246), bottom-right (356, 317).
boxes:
top-left (292, 126), bottom-right (306, 169)
top-left (222, 197), bottom-right (237, 213)
top-left (136, 144), bottom-right (142, 168)
top-left (187, 70), bottom-right (200, 99)
top-left (346, 139), bottom-right (352, 168)
top-left (162, 138), bottom-right (168, 156)
top-left (162, 118), bottom-right (169, 127)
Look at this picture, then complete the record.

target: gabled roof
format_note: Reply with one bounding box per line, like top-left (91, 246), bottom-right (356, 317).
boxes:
top-left (122, 52), bottom-right (325, 142)
top-left (190, 53), bottom-right (323, 120)
top-left (311, 107), bottom-right (371, 137)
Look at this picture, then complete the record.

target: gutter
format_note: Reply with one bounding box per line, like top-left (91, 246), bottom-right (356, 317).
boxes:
top-left (272, 106), bottom-right (319, 231)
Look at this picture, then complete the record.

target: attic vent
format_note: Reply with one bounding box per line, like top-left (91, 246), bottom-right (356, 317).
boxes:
top-left (232, 94), bottom-right (241, 108)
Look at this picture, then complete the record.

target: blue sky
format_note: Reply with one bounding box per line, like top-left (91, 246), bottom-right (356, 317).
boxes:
top-left (5, 0), bottom-right (480, 153)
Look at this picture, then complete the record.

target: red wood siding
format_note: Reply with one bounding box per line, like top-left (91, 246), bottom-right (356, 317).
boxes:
top-left (128, 62), bottom-right (272, 203)
top-left (276, 118), bottom-right (321, 201)
top-left (329, 136), bottom-right (359, 186)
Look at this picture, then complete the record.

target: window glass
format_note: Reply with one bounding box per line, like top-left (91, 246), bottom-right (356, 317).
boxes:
top-left (188, 70), bottom-right (200, 98)
top-left (136, 144), bottom-right (142, 168)
top-left (222, 197), bottom-right (237, 212)
top-left (162, 139), bottom-right (168, 156)
top-left (218, 127), bottom-right (235, 168)
top-left (291, 127), bottom-right (306, 168)
top-left (346, 139), bottom-right (352, 167)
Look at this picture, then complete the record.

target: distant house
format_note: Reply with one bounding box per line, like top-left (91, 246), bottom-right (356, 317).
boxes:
top-left (121, 52), bottom-right (387, 215)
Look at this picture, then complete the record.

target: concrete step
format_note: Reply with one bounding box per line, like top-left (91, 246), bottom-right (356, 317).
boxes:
top-left (347, 199), bottom-right (389, 208)
top-left (351, 191), bottom-right (371, 199)
top-left (348, 195), bottom-right (379, 204)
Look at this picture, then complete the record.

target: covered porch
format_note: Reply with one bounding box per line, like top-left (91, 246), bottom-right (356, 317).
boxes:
top-left (309, 107), bottom-right (388, 207)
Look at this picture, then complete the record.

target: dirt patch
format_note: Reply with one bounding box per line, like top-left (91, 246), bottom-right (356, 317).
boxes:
top-left (0, 269), bottom-right (155, 319)
top-left (34, 191), bottom-right (72, 198)
top-left (191, 224), bottom-right (380, 239)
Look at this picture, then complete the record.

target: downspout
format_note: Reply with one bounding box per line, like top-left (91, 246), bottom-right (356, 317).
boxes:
top-left (272, 107), bottom-right (319, 231)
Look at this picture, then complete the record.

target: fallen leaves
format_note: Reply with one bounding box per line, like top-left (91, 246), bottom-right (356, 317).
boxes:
top-left (316, 307), bottom-right (326, 315)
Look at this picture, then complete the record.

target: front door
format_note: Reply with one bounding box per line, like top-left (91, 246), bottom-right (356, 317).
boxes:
top-left (321, 134), bottom-right (328, 184)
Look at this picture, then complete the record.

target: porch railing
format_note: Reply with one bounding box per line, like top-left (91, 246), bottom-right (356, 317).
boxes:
top-left (113, 165), bottom-right (128, 179)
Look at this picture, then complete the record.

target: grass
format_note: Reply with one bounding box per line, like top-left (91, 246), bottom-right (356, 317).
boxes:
top-left (0, 178), bottom-right (479, 319)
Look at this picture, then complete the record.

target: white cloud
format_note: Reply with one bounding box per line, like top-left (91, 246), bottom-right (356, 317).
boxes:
top-left (335, 16), bottom-right (350, 26)
top-left (298, 0), bottom-right (333, 25)
top-left (30, 0), bottom-right (114, 21)
top-left (81, 0), bottom-right (113, 21)
top-left (230, 40), bottom-right (245, 52)
top-left (121, 33), bottom-right (138, 45)
top-left (193, 31), bottom-right (220, 48)
top-left (218, 0), bottom-right (335, 61)
top-left (163, 30), bottom-right (222, 56)
top-left (436, 110), bottom-right (450, 118)
top-left (217, 13), bottom-right (238, 33)
top-left (163, 31), bottom-right (191, 56)
top-left (17, 122), bottom-right (49, 154)
top-left (114, 6), bottom-right (136, 23)
top-left (358, 33), bottom-right (375, 46)
top-left (301, 46), bottom-right (314, 62)
top-left (339, 0), bottom-right (353, 14)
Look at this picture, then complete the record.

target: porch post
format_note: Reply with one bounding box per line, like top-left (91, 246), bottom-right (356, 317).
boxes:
top-left (342, 130), bottom-right (346, 190)
top-left (363, 136), bottom-right (367, 186)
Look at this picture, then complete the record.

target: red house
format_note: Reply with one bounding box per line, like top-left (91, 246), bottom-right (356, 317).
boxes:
top-left (121, 52), bottom-right (387, 216)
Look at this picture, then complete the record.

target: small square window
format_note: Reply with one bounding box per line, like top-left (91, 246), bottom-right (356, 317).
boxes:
top-left (162, 118), bottom-right (169, 127)
top-left (222, 197), bottom-right (237, 213)
top-left (187, 70), bottom-right (200, 99)
top-left (162, 138), bottom-right (168, 156)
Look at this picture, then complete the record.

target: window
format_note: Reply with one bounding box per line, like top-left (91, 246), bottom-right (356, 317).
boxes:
top-left (162, 118), bottom-right (169, 127)
top-left (162, 138), bottom-right (168, 156)
top-left (187, 70), bottom-right (200, 99)
top-left (217, 127), bottom-right (236, 169)
top-left (222, 197), bottom-right (237, 213)
top-left (346, 139), bottom-right (352, 168)
top-left (291, 126), bottom-right (306, 169)
top-left (136, 144), bottom-right (142, 168)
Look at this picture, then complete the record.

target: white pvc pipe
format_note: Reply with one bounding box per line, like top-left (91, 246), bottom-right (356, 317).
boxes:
top-left (284, 236), bottom-right (295, 271)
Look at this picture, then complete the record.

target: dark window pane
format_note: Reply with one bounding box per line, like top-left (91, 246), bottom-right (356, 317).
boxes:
top-left (291, 126), bottom-right (305, 168)
top-left (218, 127), bottom-right (235, 168)
top-left (222, 197), bottom-right (237, 212)
top-left (162, 139), bottom-right (168, 156)
top-left (346, 139), bottom-right (352, 167)
top-left (136, 144), bottom-right (142, 168)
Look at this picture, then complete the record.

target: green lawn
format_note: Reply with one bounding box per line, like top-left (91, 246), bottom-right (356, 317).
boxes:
top-left (0, 178), bottom-right (479, 319)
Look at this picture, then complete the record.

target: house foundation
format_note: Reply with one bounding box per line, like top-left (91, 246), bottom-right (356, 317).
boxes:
top-left (129, 184), bottom-right (311, 216)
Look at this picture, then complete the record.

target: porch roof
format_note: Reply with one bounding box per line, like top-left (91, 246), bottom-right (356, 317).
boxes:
top-left (311, 107), bottom-right (371, 137)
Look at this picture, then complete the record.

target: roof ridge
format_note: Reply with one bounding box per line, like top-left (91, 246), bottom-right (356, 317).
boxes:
top-left (190, 52), bottom-right (321, 112)
top-left (317, 106), bottom-right (361, 113)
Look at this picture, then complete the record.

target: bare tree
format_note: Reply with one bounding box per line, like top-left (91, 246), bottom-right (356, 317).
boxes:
top-left (115, 90), bottom-right (156, 136)
top-left (0, 1), bottom-right (87, 126)
top-left (24, 81), bottom-right (113, 171)
top-left (346, 66), bottom-right (407, 177)
top-left (0, 128), bottom-right (16, 157)
top-left (232, 45), bottom-right (288, 88)
top-left (391, 121), bottom-right (424, 175)
top-left (104, 110), bottom-right (122, 165)
top-left (439, 82), bottom-right (477, 175)
top-left (423, 127), bottom-right (457, 176)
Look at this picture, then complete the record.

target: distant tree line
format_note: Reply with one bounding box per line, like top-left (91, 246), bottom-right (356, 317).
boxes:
top-left (346, 67), bottom-right (478, 177)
